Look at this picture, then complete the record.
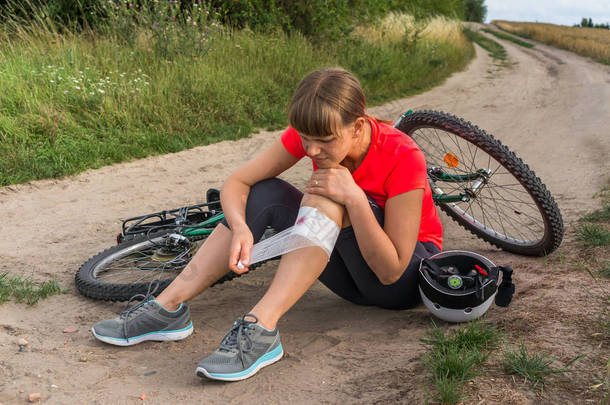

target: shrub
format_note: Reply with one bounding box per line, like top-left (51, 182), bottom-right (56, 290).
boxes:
top-left (464, 0), bottom-right (486, 23)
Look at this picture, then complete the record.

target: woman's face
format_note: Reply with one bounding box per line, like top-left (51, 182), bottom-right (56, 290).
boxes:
top-left (299, 119), bottom-right (363, 169)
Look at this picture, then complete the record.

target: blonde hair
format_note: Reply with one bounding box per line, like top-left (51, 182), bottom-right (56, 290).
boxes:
top-left (288, 68), bottom-right (366, 138)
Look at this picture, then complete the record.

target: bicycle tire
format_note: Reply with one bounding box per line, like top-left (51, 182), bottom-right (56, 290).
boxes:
top-left (75, 232), bottom-right (259, 301)
top-left (395, 110), bottom-right (563, 256)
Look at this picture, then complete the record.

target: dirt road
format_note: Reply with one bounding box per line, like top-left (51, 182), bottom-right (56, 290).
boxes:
top-left (1, 27), bottom-right (609, 404)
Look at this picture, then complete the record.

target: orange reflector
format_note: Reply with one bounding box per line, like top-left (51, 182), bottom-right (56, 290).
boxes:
top-left (444, 153), bottom-right (459, 168)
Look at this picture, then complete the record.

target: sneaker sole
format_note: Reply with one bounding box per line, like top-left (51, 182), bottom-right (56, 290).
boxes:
top-left (196, 343), bottom-right (284, 381)
top-left (91, 321), bottom-right (193, 347)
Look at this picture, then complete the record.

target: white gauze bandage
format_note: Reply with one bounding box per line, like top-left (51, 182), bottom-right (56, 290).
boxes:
top-left (237, 206), bottom-right (340, 269)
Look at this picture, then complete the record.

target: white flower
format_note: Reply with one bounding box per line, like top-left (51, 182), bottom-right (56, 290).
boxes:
top-left (75, 86), bottom-right (81, 90)
top-left (63, 90), bottom-right (68, 94)
top-left (98, 89), bottom-right (105, 93)
top-left (49, 79), bottom-right (54, 83)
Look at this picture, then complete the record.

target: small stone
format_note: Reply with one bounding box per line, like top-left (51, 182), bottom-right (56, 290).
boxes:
top-left (139, 394), bottom-right (147, 401)
top-left (63, 326), bottom-right (78, 334)
top-left (50, 384), bottom-right (59, 389)
top-left (79, 356), bottom-right (88, 362)
top-left (19, 346), bottom-right (27, 352)
top-left (18, 338), bottom-right (28, 346)
top-left (143, 371), bottom-right (156, 376)
top-left (28, 393), bottom-right (41, 402)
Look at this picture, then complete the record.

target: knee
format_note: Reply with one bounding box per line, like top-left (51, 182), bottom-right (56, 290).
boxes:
top-left (300, 193), bottom-right (346, 227)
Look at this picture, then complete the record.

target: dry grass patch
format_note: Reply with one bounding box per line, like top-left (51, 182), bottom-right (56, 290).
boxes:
top-left (492, 20), bottom-right (610, 65)
top-left (354, 12), bottom-right (467, 47)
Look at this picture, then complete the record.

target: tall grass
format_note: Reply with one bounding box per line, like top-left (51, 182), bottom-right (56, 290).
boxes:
top-left (0, 9), bottom-right (474, 186)
top-left (493, 20), bottom-right (610, 65)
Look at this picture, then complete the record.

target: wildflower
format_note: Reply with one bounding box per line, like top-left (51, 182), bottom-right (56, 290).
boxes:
top-left (75, 86), bottom-right (81, 90)
top-left (63, 90), bottom-right (68, 94)
top-left (50, 79), bottom-right (55, 83)
top-left (98, 89), bottom-right (105, 93)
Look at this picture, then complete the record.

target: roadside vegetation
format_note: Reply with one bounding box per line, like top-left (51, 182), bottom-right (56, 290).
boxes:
top-left (492, 20), bottom-right (610, 65)
top-left (421, 321), bottom-right (502, 403)
top-left (0, 273), bottom-right (63, 305)
top-left (422, 320), bottom-right (584, 403)
top-left (481, 27), bottom-right (533, 48)
top-left (463, 28), bottom-right (507, 61)
top-left (0, 0), bottom-right (480, 186)
top-left (502, 344), bottom-right (582, 390)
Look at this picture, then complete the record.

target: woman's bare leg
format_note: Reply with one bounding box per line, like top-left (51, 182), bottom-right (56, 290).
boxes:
top-left (249, 193), bottom-right (345, 329)
top-left (155, 224), bottom-right (234, 310)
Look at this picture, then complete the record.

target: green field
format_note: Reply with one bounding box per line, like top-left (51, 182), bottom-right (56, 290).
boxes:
top-left (0, 7), bottom-right (474, 186)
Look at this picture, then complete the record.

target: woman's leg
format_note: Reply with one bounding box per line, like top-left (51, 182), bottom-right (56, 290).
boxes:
top-left (156, 178), bottom-right (303, 310)
top-left (248, 192), bottom-right (346, 330)
top-left (155, 224), bottom-right (235, 310)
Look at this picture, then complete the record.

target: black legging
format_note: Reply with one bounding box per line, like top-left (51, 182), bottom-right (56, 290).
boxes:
top-left (222, 178), bottom-right (440, 309)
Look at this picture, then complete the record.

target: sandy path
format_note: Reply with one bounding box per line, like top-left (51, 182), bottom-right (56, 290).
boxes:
top-left (1, 27), bottom-right (609, 404)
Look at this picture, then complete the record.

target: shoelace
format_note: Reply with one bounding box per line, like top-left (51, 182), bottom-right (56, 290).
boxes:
top-left (120, 280), bottom-right (161, 343)
top-left (218, 313), bottom-right (258, 367)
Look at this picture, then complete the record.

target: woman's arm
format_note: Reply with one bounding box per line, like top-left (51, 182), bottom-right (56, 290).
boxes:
top-left (345, 189), bottom-right (422, 285)
top-left (221, 138), bottom-right (299, 272)
top-left (306, 166), bottom-right (423, 285)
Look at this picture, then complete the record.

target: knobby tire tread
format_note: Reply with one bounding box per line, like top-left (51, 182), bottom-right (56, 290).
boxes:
top-left (395, 110), bottom-right (563, 256)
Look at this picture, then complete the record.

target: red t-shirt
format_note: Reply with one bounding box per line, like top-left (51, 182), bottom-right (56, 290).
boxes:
top-left (280, 119), bottom-right (443, 249)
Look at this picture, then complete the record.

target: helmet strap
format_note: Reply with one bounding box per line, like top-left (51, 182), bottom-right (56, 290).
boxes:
top-left (494, 266), bottom-right (515, 307)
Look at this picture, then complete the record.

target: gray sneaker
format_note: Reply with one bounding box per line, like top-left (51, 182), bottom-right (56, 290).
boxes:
top-left (91, 298), bottom-right (193, 346)
top-left (196, 314), bottom-right (283, 381)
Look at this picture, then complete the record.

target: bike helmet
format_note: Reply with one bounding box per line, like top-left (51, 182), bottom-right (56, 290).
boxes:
top-left (419, 250), bottom-right (510, 323)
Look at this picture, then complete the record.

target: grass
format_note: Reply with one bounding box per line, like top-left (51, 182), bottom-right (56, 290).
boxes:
top-left (0, 9), bottom-right (474, 187)
top-left (502, 344), bottom-right (582, 390)
top-left (0, 272), bottom-right (63, 305)
top-left (463, 28), bottom-right (507, 61)
top-left (481, 28), bottom-right (534, 48)
top-left (581, 203), bottom-right (610, 223)
top-left (575, 223), bottom-right (610, 247)
top-left (421, 320), bottom-right (503, 404)
top-left (492, 20), bottom-right (610, 65)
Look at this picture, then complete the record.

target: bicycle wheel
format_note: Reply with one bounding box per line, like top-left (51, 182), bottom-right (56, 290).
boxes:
top-left (76, 232), bottom-right (243, 301)
top-left (395, 110), bottom-right (563, 256)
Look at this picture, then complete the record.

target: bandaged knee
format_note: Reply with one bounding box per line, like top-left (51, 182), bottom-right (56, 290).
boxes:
top-left (237, 206), bottom-right (340, 269)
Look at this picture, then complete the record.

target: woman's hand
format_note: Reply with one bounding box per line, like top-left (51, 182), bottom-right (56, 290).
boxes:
top-left (227, 224), bottom-right (254, 274)
top-left (305, 166), bottom-right (364, 207)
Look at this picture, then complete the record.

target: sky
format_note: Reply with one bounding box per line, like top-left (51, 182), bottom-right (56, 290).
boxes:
top-left (485, 0), bottom-right (610, 26)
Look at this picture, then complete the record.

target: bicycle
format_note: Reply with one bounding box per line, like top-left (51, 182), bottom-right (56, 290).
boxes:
top-left (75, 110), bottom-right (564, 301)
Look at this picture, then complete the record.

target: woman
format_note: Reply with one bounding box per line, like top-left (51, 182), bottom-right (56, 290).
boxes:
top-left (91, 67), bottom-right (443, 381)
